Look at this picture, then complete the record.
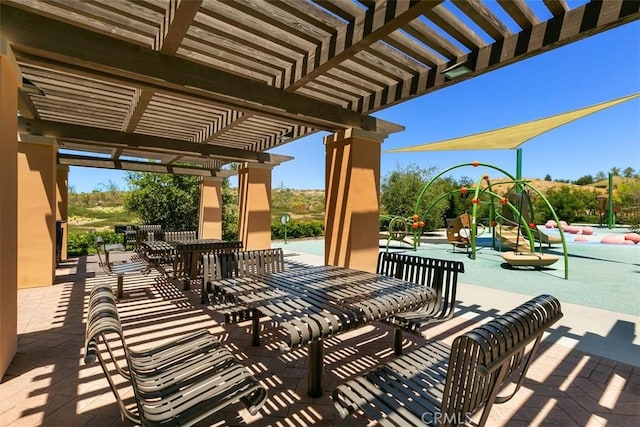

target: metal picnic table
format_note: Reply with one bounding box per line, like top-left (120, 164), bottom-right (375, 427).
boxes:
top-left (215, 265), bottom-right (437, 397)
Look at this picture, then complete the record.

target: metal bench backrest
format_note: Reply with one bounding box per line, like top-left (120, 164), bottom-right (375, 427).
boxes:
top-left (216, 248), bottom-right (285, 280)
top-left (202, 248), bottom-right (284, 304)
top-left (134, 225), bottom-right (161, 248)
top-left (441, 294), bottom-right (563, 426)
top-left (376, 252), bottom-right (464, 321)
top-left (84, 284), bottom-right (138, 422)
top-left (163, 230), bottom-right (197, 242)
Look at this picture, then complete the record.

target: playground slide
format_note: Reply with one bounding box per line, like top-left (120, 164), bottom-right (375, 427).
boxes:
top-left (528, 228), bottom-right (562, 246)
top-left (495, 226), bottom-right (533, 253)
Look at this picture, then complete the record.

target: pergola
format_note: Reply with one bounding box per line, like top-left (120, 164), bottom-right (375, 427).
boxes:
top-left (1, 0), bottom-right (638, 378)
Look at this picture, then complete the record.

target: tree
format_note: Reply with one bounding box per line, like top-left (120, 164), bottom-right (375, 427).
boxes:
top-left (610, 167), bottom-right (621, 176)
top-left (534, 185), bottom-right (595, 224)
top-left (380, 163), bottom-right (448, 230)
top-left (615, 177), bottom-right (640, 231)
top-left (595, 171), bottom-right (606, 181)
top-left (222, 176), bottom-right (239, 240)
top-left (544, 174), bottom-right (552, 181)
top-left (574, 175), bottom-right (594, 186)
top-left (623, 167), bottom-right (636, 178)
top-left (125, 172), bottom-right (200, 231)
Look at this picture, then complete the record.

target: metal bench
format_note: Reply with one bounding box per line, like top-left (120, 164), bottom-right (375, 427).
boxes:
top-left (333, 294), bottom-right (563, 426)
top-left (377, 252), bottom-right (465, 355)
top-left (94, 237), bottom-right (151, 299)
top-left (173, 240), bottom-right (243, 282)
top-left (203, 248), bottom-right (285, 345)
top-left (84, 284), bottom-right (268, 426)
top-left (201, 246), bottom-right (281, 304)
top-left (163, 230), bottom-right (198, 242)
top-left (134, 224), bottom-right (162, 250)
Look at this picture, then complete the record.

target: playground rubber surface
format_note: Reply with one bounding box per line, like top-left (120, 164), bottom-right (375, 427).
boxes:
top-left (273, 225), bottom-right (640, 316)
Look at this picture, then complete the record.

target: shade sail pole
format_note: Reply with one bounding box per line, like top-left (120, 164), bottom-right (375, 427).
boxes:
top-left (608, 173), bottom-right (615, 229)
top-left (516, 148), bottom-right (523, 194)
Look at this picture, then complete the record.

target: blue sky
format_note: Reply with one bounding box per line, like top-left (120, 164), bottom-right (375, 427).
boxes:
top-left (69, 20), bottom-right (639, 193)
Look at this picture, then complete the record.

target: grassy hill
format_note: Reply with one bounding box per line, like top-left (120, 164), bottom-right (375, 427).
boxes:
top-left (484, 178), bottom-right (607, 195)
top-left (68, 188), bottom-right (326, 234)
top-left (68, 190), bottom-right (138, 234)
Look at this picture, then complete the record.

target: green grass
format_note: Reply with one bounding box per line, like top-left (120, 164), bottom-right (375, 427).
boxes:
top-left (68, 190), bottom-right (135, 233)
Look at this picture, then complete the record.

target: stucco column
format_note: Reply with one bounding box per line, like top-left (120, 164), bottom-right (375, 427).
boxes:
top-left (17, 137), bottom-right (57, 288)
top-left (324, 128), bottom-right (385, 273)
top-left (56, 164), bottom-right (69, 261)
top-left (0, 39), bottom-right (19, 379)
top-left (198, 176), bottom-right (223, 239)
top-left (237, 163), bottom-right (273, 250)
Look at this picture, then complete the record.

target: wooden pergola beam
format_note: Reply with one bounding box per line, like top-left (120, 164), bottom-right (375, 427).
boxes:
top-left (1, 4), bottom-right (376, 132)
top-left (57, 153), bottom-right (228, 177)
top-left (18, 117), bottom-right (286, 163)
top-left (155, 0), bottom-right (202, 54)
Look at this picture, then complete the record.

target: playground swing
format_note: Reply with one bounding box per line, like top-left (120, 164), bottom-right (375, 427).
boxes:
top-left (502, 191), bottom-right (559, 268)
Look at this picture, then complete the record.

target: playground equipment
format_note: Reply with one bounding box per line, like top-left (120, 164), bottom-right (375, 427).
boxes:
top-left (414, 161), bottom-right (569, 279)
top-left (379, 215), bottom-right (423, 251)
top-left (498, 191), bottom-right (560, 268)
top-left (446, 213), bottom-right (487, 252)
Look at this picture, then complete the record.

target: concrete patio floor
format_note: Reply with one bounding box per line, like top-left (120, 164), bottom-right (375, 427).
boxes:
top-left (1, 248), bottom-right (638, 426)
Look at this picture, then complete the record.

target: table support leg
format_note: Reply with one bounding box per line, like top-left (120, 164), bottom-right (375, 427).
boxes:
top-left (307, 340), bottom-right (324, 398)
top-left (189, 250), bottom-right (201, 280)
top-left (117, 275), bottom-right (124, 299)
top-left (394, 328), bottom-right (403, 356)
top-left (252, 311), bottom-right (260, 346)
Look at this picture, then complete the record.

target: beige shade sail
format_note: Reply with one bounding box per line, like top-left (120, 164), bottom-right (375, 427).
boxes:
top-left (386, 93), bottom-right (639, 153)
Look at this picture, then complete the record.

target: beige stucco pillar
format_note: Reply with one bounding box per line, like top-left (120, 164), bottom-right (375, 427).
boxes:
top-left (0, 39), bottom-right (19, 379)
top-left (324, 128), bottom-right (385, 273)
top-left (56, 164), bottom-right (69, 261)
top-left (237, 163), bottom-right (273, 250)
top-left (17, 137), bottom-right (57, 288)
top-left (198, 176), bottom-right (223, 239)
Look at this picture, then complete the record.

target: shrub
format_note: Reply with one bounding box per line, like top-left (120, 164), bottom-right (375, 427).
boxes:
top-left (67, 230), bottom-right (120, 257)
top-left (271, 221), bottom-right (324, 239)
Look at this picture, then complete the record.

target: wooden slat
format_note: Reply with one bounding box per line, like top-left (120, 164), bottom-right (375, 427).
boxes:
top-left (404, 20), bottom-right (466, 60)
top-left (543, 0), bottom-right (569, 17)
top-left (497, 0), bottom-right (540, 29)
top-left (383, 32), bottom-right (443, 69)
top-left (11, 0), bottom-right (162, 44)
top-left (425, 3), bottom-right (487, 50)
top-left (451, 0), bottom-right (511, 40)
